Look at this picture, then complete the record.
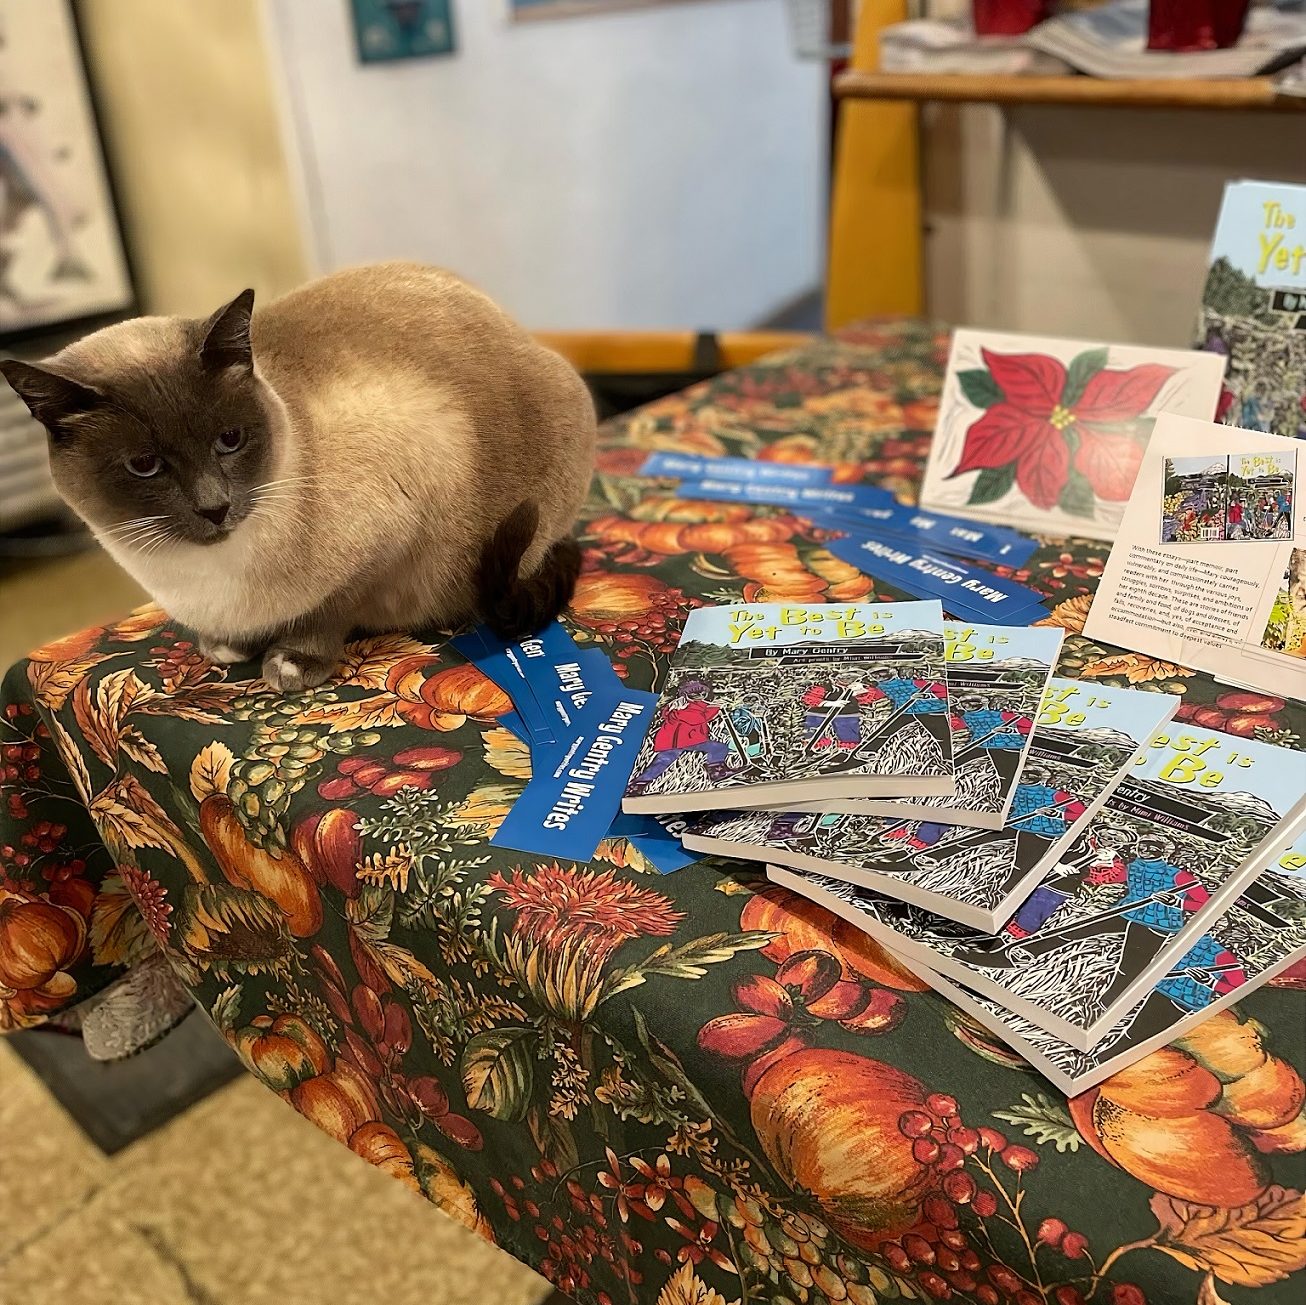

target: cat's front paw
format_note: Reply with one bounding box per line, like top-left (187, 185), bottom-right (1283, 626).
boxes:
top-left (262, 647), bottom-right (336, 692)
top-left (199, 637), bottom-right (258, 667)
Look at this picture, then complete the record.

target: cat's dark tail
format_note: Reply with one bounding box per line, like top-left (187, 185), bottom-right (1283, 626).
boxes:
top-left (477, 500), bottom-right (582, 640)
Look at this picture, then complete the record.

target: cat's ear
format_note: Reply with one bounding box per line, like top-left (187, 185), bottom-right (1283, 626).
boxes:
top-left (0, 360), bottom-right (105, 439)
top-left (199, 288), bottom-right (255, 373)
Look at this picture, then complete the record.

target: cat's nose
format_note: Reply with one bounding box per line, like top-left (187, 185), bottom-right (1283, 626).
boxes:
top-left (196, 505), bottom-right (229, 526)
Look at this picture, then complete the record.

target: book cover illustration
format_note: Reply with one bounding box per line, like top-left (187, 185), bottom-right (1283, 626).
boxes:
top-left (920, 820), bottom-right (1306, 1094)
top-left (919, 328), bottom-right (1227, 543)
top-left (780, 622), bottom-right (1063, 827)
top-left (622, 602), bottom-right (954, 814)
top-left (769, 727), bottom-right (1304, 1049)
top-left (1161, 450), bottom-right (1295, 544)
top-left (1198, 179), bottom-right (1306, 441)
top-left (1261, 546), bottom-right (1306, 659)
top-left (686, 679), bottom-right (1178, 931)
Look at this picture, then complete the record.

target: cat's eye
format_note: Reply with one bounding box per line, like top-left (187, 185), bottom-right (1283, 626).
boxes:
top-left (215, 428), bottom-right (245, 454)
top-left (126, 453), bottom-right (162, 478)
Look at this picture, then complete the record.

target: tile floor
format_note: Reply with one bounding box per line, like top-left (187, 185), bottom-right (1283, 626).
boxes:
top-left (0, 547), bottom-right (552, 1305)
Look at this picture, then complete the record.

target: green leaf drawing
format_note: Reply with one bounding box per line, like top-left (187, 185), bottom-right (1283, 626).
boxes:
top-left (210, 985), bottom-right (242, 1034)
top-left (346, 883), bottom-right (393, 944)
top-left (461, 1026), bottom-right (537, 1121)
top-left (967, 463), bottom-right (1017, 506)
top-left (1061, 347), bottom-right (1109, 408)
top-left (993, 1092), bottom-right (1081, 1153)
top-left (958, 368), bottom-right (1005, 410)
top-left (631, 1006), bottom-right (715, 1121)
top-left (603, 930), bottom-right (774, 999)
top-left (528, 1101), bottom-right (579, 1173)
top-left (1058, 468), bottom-right (1097, 519)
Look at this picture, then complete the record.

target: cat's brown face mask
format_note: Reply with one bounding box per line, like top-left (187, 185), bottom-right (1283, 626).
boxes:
top-left (1, 289), bottom-right (276, 548)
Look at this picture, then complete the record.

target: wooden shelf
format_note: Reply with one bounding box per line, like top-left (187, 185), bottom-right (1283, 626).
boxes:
top-left (835, 70), bottom-right (1306, 112)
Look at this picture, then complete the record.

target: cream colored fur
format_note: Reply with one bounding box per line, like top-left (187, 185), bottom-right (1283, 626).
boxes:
top-left (48, 264), bottom-right (596, 687)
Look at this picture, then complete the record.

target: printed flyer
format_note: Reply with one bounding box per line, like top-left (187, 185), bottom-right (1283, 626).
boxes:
top-left (1084, 413), bottom-right (1306, 698)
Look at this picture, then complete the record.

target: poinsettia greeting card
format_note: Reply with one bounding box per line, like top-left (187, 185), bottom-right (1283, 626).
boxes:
top-left (919, 330), bottom-right (1227, 542)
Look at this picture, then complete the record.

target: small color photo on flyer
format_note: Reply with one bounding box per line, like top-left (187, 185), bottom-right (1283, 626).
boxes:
top-left (1160, 451), bottom-right (1295, 545)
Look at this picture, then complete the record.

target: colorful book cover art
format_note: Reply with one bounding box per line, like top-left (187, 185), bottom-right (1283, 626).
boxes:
top-left (919, 329), bottom-right (1227, 543)
top-left (778, 622), bottom-right (1063, 827)
top-left (1261, 547), bottom-right (1306, 659)
top-left (685, 680), bottom-right (1178, 932)
top-left (1161, 451), bottom-right (1296, 544)
top-left (913, 821), bottom-right (1306, 1094)
top-left (622, 602), bottom-right (953, 814)
top-left (1198, 180), bottom-right (1306, 441)
top-left (769, 726), bottom-right (1304, 1050)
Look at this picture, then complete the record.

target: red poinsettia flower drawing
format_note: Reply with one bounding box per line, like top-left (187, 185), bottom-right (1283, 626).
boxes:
top-left (948, 348), bottom-right (1177, 514)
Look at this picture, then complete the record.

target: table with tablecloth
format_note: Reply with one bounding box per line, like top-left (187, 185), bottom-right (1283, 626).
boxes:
top-left (2, 322), bottom-right (1303, 1305)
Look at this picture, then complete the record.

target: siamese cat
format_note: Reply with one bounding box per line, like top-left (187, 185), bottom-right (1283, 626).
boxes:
top-left (2, 263), bottom-right (595, 690)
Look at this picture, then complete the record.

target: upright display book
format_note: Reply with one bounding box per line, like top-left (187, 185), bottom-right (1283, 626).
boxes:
top-left (1198, 179), bottom-right (1306, 442)
top-left (622, 602), bottom-right (954, 814)
top-left (768, 725), bottom-right (1305, 1050)
top-left (684, 679), bottom-right (1178, 931)
top-left (889, 818), bottom-right (1306, 1095)
top-left (918, 328), bottom-right (1226, 543)
top-left (778, 622), bottom-right (1063, 828)
top-left (1084, 413), bottom-right (1306, 700)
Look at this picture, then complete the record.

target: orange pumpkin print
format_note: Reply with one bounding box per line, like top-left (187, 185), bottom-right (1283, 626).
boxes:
top-left (750, 1048), bottom-right (936, 1246)
top-left (199, 794), bottom-right (323, 937)
top-left (0, 896), bottom-right (86, 996)
top-left (1069, 1009), bottom-right (1306, 1205)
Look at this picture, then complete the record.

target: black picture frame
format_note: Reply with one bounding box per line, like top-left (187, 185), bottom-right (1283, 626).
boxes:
top-left (0, 0), bottom-right (137, 350)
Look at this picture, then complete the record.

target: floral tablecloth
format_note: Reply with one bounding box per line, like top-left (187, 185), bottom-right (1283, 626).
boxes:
top-left (2, 323), bottom-right (1304, 1305)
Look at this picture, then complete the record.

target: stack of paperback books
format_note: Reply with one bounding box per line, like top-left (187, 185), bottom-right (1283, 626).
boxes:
top-left (624, 602), bottom-right (1306, 1092)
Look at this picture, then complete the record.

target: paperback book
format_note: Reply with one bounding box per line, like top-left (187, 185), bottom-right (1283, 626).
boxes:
top-left (777, 621), bottom-right (1063, 827)
top-left (685, 678), bottom-right (1178, 931)
top-left (884, 818), bottom-right (1306, 1095)
top-left (1198, 179), bottom-right (1306, 442)
top-left (767, 725), bottom-right (1306, 1050)
top-left (622, 602), bottom-right (954, 815)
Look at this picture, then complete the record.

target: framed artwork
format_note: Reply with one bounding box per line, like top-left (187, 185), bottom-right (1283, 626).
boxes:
top-left (350, 0), bottom-right (456, 62)
top-left (0, 0), bottom-right (133, 342)
top-left (510, 0), bottom-right (713, 20)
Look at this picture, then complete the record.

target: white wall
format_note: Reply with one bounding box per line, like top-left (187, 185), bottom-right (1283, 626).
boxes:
top-left (265, 0), bottom-right (826, 329)
top-left (923, 104), bottom-right (1306, 347)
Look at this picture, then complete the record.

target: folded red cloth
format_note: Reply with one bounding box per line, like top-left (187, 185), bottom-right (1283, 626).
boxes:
top-left (972, 0), bottom-right (1050, 37)
top-left (1147, 0), bottom-right (1251, 52)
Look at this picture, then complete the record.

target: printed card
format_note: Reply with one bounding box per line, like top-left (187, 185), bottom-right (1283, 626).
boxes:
top-left (919, 329), bottom-right (1227, 542)
top-left (1085, 414), bottom-right (1306, 699)
top-left (493, 685), bottom-right (657, 863)
top-left (644, 452), bottom-right (1037, 567)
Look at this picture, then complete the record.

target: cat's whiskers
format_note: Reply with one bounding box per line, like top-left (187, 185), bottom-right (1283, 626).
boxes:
top-left (248, 480), bottom-right (314, 520)
top-left (255, 473), bottom-right (325, 492)
top-left (112, 524), bottom-right (172, 551)
top-left (102, 514), bottom-right (171, 541)
top-left (139, 528), bottom-right (177, 558)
